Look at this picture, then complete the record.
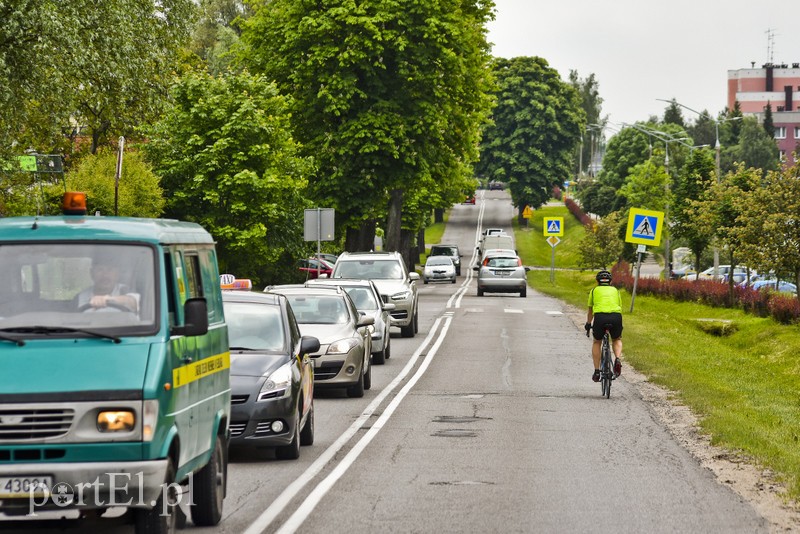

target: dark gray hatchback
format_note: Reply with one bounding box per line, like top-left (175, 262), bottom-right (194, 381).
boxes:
top-left (222, 290), bottom-right (320, 460)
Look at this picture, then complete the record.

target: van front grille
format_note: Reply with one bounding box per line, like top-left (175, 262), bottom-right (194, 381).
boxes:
top-left (0, 409), bottom-right (74, 441)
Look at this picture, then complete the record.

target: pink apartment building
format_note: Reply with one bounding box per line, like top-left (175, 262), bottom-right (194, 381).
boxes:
top-left (728, 62), bottom-right (800, 165)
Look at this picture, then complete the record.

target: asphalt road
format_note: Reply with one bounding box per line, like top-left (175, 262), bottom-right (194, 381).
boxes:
top-left (2, 190), bottom-right (768, 533)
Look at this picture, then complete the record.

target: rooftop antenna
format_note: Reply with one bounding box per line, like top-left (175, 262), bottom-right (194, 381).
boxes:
top-left (766, 28), bottom-right (775, 64)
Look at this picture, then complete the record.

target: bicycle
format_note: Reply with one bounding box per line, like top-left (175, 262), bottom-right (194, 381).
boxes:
top-left (587, 322), bottom-right (615, 399)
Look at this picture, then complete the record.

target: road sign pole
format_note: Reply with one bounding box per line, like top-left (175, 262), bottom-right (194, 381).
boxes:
top-left (629, 245), bottom-right (645, 313)
top-left (550, 246), bottom-right (556, 283)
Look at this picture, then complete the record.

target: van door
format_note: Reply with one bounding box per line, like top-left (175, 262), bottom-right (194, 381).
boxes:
top-left (166, 249), bottom-right (200, 466)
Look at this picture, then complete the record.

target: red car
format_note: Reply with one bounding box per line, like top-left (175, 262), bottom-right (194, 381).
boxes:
top-left (299, 258), bottom-right (334, 279)
top-left (464, 194), bottom-right (476, 204)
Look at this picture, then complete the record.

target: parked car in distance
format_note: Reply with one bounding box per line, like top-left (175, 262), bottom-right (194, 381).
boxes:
top-left (474, 253), bottom-right (529, 297)
top-left (697, 265), bottom-right (755, 284)
top-left (331, 251), bottom-right (420, 338)
top-left (670, 266), bottom-right (697, 280)
top-left (749, 280), bottom-right (797, 294)
top-left (423, 256), bottom-right (457, 284)
top-left (299, 257), bottom-right (334, 279)
top-left (429, 243), bottom-right (463, 275)
top-left (315, 253), bottom-right (339, 265)
top-left (268, 284), bottom-right (374, 397)
top-left (222, 287), bottom-right (320, 459)
top-left (306, 278), bottom-right (394, 364)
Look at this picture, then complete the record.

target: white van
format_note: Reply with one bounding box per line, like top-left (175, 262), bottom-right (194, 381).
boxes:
top-left (478, 234), bottom-right (515, 256)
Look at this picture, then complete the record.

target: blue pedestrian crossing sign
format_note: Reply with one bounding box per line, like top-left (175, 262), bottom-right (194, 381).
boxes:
top-left (543, 217), bottom-right (563, 236)
top-left (625, 208), bottom-right (663, 246)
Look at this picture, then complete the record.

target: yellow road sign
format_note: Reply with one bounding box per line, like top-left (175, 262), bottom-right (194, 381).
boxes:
top-left (547, 236), bottom-right (560, 247)
top-left (625, 208), bottom-right (663, 246)
top-left (522, 205), bottom-right (533, 219)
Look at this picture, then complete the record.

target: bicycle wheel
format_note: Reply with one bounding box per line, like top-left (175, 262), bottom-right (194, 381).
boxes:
top-left (601, 335), bottom-right (612, 399)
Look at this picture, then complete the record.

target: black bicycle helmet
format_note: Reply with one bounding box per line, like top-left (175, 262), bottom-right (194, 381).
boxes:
top-left (596, 270), bottom-right (612, 284)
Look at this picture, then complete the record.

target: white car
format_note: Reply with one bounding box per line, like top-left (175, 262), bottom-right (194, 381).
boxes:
top-left (697, 265), bottom-right (756, 284)
top-left (423, 256), bottom-right (456, 284)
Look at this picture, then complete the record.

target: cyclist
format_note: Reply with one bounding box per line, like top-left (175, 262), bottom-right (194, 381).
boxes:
top-left (584, 269), bottom-right (623, 382)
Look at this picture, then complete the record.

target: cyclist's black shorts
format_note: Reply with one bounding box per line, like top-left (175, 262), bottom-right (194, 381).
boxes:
top-left (592, 312), bottom-right (623, 340)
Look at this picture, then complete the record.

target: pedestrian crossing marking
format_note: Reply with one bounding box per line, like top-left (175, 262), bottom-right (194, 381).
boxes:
top-left (543, 217), bottom-right (564, 236)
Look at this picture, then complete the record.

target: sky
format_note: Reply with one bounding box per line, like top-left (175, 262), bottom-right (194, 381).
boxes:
top-left (486, 0), bottom-right (800, 128)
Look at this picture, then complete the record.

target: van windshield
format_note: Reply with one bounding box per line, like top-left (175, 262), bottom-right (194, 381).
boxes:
top-left (0, 243), bottom-right (157, 336)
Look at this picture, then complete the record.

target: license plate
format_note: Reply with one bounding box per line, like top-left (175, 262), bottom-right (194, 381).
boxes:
top-left (0, 476), bottom-right (52, 498)
top-left (495, 270), bottom-right (510, 276)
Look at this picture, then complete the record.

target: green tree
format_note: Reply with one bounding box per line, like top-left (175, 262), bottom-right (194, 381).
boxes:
top-left (188, 0), bottom-right (251, 75)
top-left (477, 56), bottom-right (584, 219)
top-left (762, 101), bottom-right (775, 138)
top-left (662, 98), bottom-right (686, 130)
top-left (67, 148), bottom-right (165, 218)
top-left (671, 148), bottom-right (715, 270)
top-left (143, 69), bottom-right (314, 286)
top-left (722, 117), bottom-right (780, 174)
top-left (617, 158), bottom-right (671, 214)
top-left (1, 0), bottom-right (196, 158)
top-left (578, 212), bottom-right (624, 270)
top-left (737, 164), bottom-right (800, 296)
top-left (242, 0), bottom-right (494, 260)
top-left (568, 70), bottom-right (604, 175)
top-left (686, 110), bottom-right (716, 148)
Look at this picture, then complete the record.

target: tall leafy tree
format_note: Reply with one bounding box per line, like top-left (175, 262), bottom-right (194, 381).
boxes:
top-left (1, 0), bottom-right (196, 158)
top-left (143, 69), bottom-right (314, 285)
top-left (721, 117), bottom-right (780, 174)
top-left (671, 148), bottom-right (715, 270)
top-left (762, 101), bottom-right (775, 138)
top-left (737, 164), bottom-right (800, 295)
top-left (477, 56), bottom-right (584, 218)
top-left (241, 0), bottom-right (495, 259)
top-left (686, 110), bottom-right (716, 148)
top-left (568, 70), bottom-right (604, 175)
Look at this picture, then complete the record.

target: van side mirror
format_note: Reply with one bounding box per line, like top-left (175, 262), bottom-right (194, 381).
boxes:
top-left (172, 297), bottom-right (209, 337)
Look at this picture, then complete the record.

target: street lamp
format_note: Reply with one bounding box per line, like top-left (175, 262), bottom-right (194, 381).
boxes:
top-left (656, 99), bottom-right (743, 278)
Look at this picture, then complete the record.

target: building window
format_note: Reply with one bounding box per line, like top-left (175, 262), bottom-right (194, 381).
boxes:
top-left (795, 126), bottom-right (800, 139)
top-left (775, 126), bottom-right (787, 139)
top-left (780, 150), bottom-right (787, 162)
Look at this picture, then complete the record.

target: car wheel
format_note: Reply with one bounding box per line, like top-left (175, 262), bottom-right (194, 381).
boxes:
top-left (451, 277), bottom-right (456, 284)
top-left (134, 459), bottom-right (177, 534)
top-left (384, 338), bottom-right (391, 359)
top-left (300, 401), bottom-right (314, 446)
top-left (190, 433), bottom-right (226, 526)
top-left (520, 287), bottom-right (527, 298)
top-left (424, 278), bottom-right (428, 284)
top-left (275, 413), bottom-right (301, 460)
top-left (456, 267), bottom-right (461, 276)
top-left (400, 321), bottom-right (414, 338)
top-left (363, 357), bottom-right (372, 390)
top-left (477, 287), bottom-right (484, 296)
top-left (372, 343), bottom-right (386, 365)
top-left (347, 367), bottom-right (365, 398)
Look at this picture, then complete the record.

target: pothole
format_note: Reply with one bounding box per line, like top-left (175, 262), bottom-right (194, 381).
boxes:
top-left (433, 415), bottom-right (492, 424)
top-left (431, 429), bottom-right (478, 438)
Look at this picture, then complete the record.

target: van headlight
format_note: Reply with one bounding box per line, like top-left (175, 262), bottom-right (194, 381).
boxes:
top-left (97, 410), bottom-right (135, 432)
top-left (259, 363), bottom-right (292, 401)
top-left (327, 338), bottom-right (359, 354)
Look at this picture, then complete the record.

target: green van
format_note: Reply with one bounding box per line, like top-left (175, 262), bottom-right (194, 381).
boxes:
top-left (0, 194), bottom-right (230, 532)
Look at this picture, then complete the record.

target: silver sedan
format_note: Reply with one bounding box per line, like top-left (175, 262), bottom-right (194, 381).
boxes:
top-left (474, 254), bottom-right (530, 297)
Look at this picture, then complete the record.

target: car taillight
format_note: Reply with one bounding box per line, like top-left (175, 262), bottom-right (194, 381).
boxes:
top-left (483, 257), bottom-right (489, 266)
top-left (517, 258), bottom-right (522, 267)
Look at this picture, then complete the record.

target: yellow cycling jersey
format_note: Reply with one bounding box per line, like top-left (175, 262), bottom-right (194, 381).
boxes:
top-left (588, 284), bottom-right (622, 313)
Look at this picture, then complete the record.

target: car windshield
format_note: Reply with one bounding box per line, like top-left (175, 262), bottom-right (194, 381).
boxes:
top-left (431, 247), bottom-right (456, 256)
top-left (225, 302), bottom-right (285, 351)
top-left (342, 287), bottom-right (378, 310)
top-left (426, 257), bottom-right (452, 266)
top-left (0, 243), bottom-right (156, 334)
top-left (487, 257), bottom-right (519, 268)
top-left (285, 295), bottom-right (348, 324)
top-left (334, 259), bottom-right (404, 280)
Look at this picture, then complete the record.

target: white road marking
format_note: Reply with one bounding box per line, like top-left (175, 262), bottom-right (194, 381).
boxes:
top-left (504, 309), bottom-right (523, 314)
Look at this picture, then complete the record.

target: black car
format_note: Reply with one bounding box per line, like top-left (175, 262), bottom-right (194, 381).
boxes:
top-left (222, 290), bottom-right (320, 459)
top-left (429, 244), bottom-right (462, 276)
